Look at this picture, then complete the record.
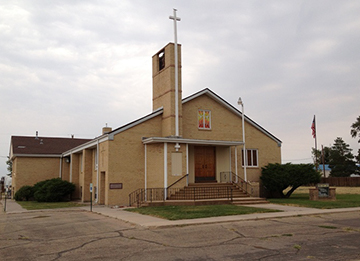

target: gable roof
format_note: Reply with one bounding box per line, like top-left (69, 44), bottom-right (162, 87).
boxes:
top-left (108, 107), bottom-right (163, 140)
top-left (62, 107), bottom-right (164, 156)
top-left (183, 88), bottom-right (282, 144)
top-left (62, 88), bottom-right (281, 155)
top-left (10, 136), bottom-right (91, 158)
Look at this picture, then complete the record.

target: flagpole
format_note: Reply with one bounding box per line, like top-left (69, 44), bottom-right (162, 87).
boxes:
top-left (312, 115), bottom-right (318, 170)
top-left (322, 145), bottom-right (326, 177)
top-left (314, 115), bottom-right (317, 152)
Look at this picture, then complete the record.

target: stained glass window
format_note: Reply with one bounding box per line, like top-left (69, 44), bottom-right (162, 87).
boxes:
top-left (198, 110), bottom-right (211, 129)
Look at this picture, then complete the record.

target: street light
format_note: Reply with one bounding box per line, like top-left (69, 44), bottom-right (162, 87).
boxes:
top-left (238, 97), bottom-right (247, 182)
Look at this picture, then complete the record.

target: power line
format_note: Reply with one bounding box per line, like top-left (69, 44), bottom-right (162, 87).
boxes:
top-left (283, 157), bottom-right (313, 162)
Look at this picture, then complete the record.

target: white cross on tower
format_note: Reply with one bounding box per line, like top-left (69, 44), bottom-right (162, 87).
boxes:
top-left (169, 9), bottom-right (181, 145)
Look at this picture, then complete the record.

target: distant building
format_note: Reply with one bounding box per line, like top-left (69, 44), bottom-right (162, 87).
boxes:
top-left (9, 136), bottom-right (90, 198)
top-left (318, 164), bottom-right (331, 177)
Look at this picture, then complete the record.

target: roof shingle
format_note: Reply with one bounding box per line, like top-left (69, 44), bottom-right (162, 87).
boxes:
top-left (11, 136), bottom-right (92, 156)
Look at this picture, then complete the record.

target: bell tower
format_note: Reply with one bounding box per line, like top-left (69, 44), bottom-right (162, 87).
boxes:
top-left (152, 43), bottom-right (182, 137)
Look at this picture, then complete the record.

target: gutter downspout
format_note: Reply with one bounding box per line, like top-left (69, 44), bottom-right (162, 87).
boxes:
top-left (59, 156), bottom-right (62, 179)
top-left (186, 144), bottom-right (189, 186)
top-left (164, 143), bottom-right (168, 199)
top-left (145, 144), bottom-right (147, 201)
top-left (96, 139), bottom-right (99, 203)
top-left (70, 151), bottom-right (73, 183)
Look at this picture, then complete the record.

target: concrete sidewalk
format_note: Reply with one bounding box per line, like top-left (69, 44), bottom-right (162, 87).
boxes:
top-left (2, 198), bottom-right (360, 228)
top-left (82, 204), bottom-right (360, 228)
top-left (0, 198), bottom-right (27, 213)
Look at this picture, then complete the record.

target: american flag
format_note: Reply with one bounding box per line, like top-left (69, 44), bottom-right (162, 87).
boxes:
top-left (311, 116), bottom-right (316, 138)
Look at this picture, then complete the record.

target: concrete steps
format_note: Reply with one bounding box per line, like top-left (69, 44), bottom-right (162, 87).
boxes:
top-left (169, 183), bottom-right (246, 200)
top-left (141, 183), bottom-right (269, 207)
top-left (143, 197), bottom-right (269, 207)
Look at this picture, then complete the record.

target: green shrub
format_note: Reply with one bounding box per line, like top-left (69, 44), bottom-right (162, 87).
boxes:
top-left (14, 186), bottom-right (34, 201)
top-left (33, 178), bottom-right (75, 202)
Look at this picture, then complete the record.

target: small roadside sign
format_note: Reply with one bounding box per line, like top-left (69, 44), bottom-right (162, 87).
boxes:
top-left (90, 183), bottom-right (93, 212)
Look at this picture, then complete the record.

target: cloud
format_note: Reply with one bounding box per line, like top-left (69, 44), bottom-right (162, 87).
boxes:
top-left (1, 0), bottom-right (359, 176)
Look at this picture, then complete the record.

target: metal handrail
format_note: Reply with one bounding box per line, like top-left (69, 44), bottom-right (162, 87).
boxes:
top-left (129, 174), bottom-right (189, 207)
top-left (220, 171), bottom-right (252, 196)
top-left (167, 174), bottom-right (189, 190)
top-left (168, 186), bottom-right (233, 202)
top-left (129, 184), bottom-right (235, 207)
top-left (232, 172), bottom-right (251, 195)
top-left (166, 174), bottom-right (189, 200)
top-left (129, 187), bottom-right (166, 207)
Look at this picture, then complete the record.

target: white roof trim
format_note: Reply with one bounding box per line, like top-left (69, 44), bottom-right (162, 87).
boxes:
top-left (108, 107), bottom-right (163, 140)
top-left (12, 154), bottom-right (61, 158)
top-left (61, 107), bottom-right (164, 156)
top-left (62, 136), bottom-right (108, 156)
top-left (182, 89), bottom-right (282, 145)
top-left (142, 137), bottom-right (244, 146)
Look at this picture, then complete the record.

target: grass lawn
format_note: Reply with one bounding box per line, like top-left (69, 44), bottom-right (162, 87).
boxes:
top-left (269, 193), bottom-right (360, 209)
top-left (125, 204), bottom-right (280, 220)
top-left (17, 201), bottom-right (86, 210)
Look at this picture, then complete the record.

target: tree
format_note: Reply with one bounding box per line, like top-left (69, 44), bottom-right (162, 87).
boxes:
top-left (261, 163), bottom-right (321, 198)
top-left (312, 147), bottom-right (331, 165)
top-left (350, 116), bottom-right (360, 143)
top-left (6, 156), bottom-right (12, 177)
top-left (329, 137), bottom-right (357, 177)
top-left (312, 148), bottom-right (321, 166)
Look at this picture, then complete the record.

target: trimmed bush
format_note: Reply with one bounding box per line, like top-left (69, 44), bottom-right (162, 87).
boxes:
top-left (261, 163), bottom-right (321, 198)
top-left (33, 178), bottom-right (75, 202)
top-left (14, 185), bottom-right (34, 201)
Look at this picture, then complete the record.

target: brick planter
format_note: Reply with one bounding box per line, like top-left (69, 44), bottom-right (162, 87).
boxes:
top-left (309, 187), bottom-right (336, 201)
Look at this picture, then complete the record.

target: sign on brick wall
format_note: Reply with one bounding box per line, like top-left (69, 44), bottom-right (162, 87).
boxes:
top-left (109, 183), bottom-right (123, 189)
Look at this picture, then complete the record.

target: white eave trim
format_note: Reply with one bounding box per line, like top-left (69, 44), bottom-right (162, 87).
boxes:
top-left (108, 107), bottom-right (163, 140)
top-left (62, 136), bottom-right (108, 156)
top-left (142, 137), bottom-right (244, 146)
top-left (12, 154), bottom-right (62, 158)
top-left (61, 107), bottom-right (164, 157)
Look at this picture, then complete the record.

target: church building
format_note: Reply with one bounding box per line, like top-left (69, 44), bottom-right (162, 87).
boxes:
top-left (57, 42), bottom-right (282, 206)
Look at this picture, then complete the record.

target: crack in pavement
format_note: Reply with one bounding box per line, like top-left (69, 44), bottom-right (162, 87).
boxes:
top-left (49, 233), bottom-right (125, 260)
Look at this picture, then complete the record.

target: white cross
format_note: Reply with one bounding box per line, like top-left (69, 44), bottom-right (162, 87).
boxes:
top-left (169, 9), bottom-right (181, 141)
top-left (169, 9), bottom-right (181, 36)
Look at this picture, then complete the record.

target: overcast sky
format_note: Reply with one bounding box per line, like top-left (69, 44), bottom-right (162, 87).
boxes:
top-left (1, 0), bottom-right (359, 177)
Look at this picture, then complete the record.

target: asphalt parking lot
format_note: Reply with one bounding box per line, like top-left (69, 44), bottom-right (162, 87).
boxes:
top-left (1, 206), bottom-right (360, 261)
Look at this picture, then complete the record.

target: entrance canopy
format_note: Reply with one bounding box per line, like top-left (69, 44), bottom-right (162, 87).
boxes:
top-left (142, 137), bottom-right (244, 146)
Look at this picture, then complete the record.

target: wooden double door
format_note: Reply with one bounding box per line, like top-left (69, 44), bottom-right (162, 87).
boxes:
top-left (195, 146), bottom-right (216, 183)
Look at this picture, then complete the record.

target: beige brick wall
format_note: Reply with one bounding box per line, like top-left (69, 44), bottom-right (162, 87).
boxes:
top-left (146, 143), bottom-right (164, 188)
top-left (61, 158), bottom-right (70, 182)
top-left (152, 43), bottom-right (183, 137)
top-left (104, 114), bottom-right (163, 206)
top-left (91, 149), bottom-right (98, 202)
top-left (12, 156), bottom-right (60, 195)
top-left (70, 153), bottom-right (80, 199)
top-left (98, 141), bottom-right (109, 204)
top-left (80, 149), bottom-right (93, 202)
top-left (183, 95), bottom-right (243, 141)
